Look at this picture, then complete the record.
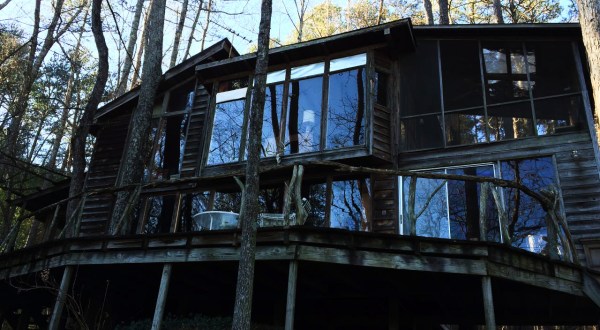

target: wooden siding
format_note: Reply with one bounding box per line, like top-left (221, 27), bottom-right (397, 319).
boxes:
top-left (180, 84), bottom-right (210, 177)
top-left (79, 112), bottom-right (131, 236)
top-left (371, 174), bottom-right (397, 234)
top-left (397, 132), bottom-right (600, 265)
top-left (372, 104), bottom-right (392, 161)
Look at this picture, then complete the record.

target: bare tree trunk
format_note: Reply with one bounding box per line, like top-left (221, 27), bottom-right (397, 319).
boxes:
top-left (47, 7), bottom-right (89, 172)
top-left (169, 0), bottom-right (189, 68)
top-left (131, 0), bottom-right (153, 88)
top-left (423, 0), bottom-right (434, 24)
top-left (116, 0), bottom-right (144, 96)
top-left (438, 0), bottom-right (450, 24)
top-left (110, 0), bottom-right (166, 235)
top-left (493, 0), bottom-right (505, 23)
top-left (576, 0), bottom-right (600, 148)
top-left (200, 0), bottom-right (213, 51)
top-left (183, 0), bottom-right (204, 60)
top-left (0, 0), bottom-right (12, 11)
top-left (66, 0), bottom-right (110, 233)
top-left (377, 0), bottom-right (385, 24)
top-left (232, 0), bottom-right (272, 328)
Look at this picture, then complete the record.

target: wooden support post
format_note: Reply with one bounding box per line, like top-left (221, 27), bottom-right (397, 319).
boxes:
top-left (481, 276), bottom-right (496, 329)
top-left (479, 183), bottom-right (489, 241)
top-left (285, 260), bottom-right (298, 330)
top-left (49, 266), bottom-right (74, 330)
top-left (151, 263), bottom-right (173, 330)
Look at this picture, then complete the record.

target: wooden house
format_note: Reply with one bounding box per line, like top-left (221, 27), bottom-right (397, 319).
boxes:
top-left (2, 19), bottom-right (600, 329)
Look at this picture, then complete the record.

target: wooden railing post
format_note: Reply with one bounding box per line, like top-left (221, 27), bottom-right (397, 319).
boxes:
top-left (479, 183), bottom-right (490, 241)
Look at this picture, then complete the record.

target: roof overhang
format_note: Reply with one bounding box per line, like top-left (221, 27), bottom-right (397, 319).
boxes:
top-left (412, 22), bottom-right (582, 39)
top-left (195, 18), bottom-right (415, 81)
top-left (94, 38), bottom-right (239, 121)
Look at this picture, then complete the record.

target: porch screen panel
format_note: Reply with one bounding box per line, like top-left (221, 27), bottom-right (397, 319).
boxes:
top-left (527, 41), bottom-right (583, 134)
top-left (440, 40), bottom-right (486, 146)
top-left (398, 40), bottom-right (443, 150)
top-left (482, 43), bottom-right (534, 141)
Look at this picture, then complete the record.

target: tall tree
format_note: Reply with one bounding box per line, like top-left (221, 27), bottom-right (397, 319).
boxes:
top-left (110, 0), bottom-right (167, 234)
top-left (182, 0), bottom-right (204, 60)
top-left (66, 0), bottom-right (109, 227)
top-left (575, 0), bottom-right (600, 147)
top-left (231, 0), bottom-right (272, 328)
top-left (438, 0), bottom-right (450, 23)
top-left (169, 0), bottom-right (189, 68)
top-left (116, 0), bottom-right (145, 97)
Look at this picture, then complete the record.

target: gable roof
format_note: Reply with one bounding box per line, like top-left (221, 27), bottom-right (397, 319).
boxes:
top-left (95, 38), bottom-right (239, 120)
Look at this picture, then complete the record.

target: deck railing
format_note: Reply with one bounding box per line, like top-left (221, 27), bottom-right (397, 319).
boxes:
top-left (1, 162), bottom-right (578, 263)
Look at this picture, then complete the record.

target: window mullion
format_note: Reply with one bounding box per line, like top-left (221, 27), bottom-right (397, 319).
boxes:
top-left (239, 75), bottom-right (254, 162)
top-left (523, 42), bottom-right (538, 136)
top-left (477, 40), bottom-right (490, 143)
top-left (320, 60), bottom-right (330, 151)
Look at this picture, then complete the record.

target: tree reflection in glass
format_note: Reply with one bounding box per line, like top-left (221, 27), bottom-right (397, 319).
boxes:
top-left (501, 157), bottom-right (556, 253)
top-left (326, 68), bottom-right (366, 149)
top-left (330, 179), bottom-right (371, 231)
top-left (207, 99), bottom-right (245, 165)
top-left (262, 84), bottom-right (283, 157)
top-left (403, 174), bottom-right (449, 238)
top-left (179, 192), bottom-right (210, 232)
top-left (286, 77), bottom-right (322, 154)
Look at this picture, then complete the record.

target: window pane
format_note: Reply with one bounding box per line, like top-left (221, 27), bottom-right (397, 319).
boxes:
top-left (262, 84), bottom-right (284, 157)
top-left (326, 68), bottom-right (366, 149)
top-left (501, 157), bottom-right (557, 253)
top-left (487, 102), bottom-right (534, 141)
top-left (216, 88), bottom-right (247, 103)
top-left (400, 115), bottom-right (444, 150)
top-left (259, 186), bottom-right (284, 213)
top-left (330, 53), bottom-right (366, 72)
top-left (483, 44), bottom-right (531, 106)
top-left (291, 62), bottom-right (325, 80)
top-left (535, 95), bottom-right (582, 135)
top-left (144, 195), bottom-right (176, 234)
top-left (214, 191), bottom-right (242, 213)
top-left (441, 40), bottom-right (484, 112)
top-left (207, 99), bottom-right (245, 165)
top-left (304, 182), bottom-right (328, 227)
top-left (266, 69), bottom-right (286, 84)
top-left (447, 166), bottom-right (497, 241)
top-left (286, 77), bottom-right (323, 154)
top-left (402, 175), bottom-right (449, 238)
top-left (399, 40), bottom-right (441, 117)
top-left (445, 111), bottom-right (487, 146)
top-left (179, 192), bottom-right (210, 232)
top-left (330, 179), bottom-right (370, 231)
top-left (527, 41), bottom-right (580, 98)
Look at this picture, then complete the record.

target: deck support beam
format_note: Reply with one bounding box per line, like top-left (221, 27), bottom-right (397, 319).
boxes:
top-left (285, 260), bottom-right (298, 330)
top-left (481, 276), bottom-right (496, 329)
top-left (152, 263), bottom-right (173, 330)
top-left (49, 265), bottom-right (74, 330)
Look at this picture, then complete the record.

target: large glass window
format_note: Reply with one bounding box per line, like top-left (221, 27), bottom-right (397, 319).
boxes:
top-left (399, 157), bottom-right (560, 255)
top-left (400, 40), bottom-right (584, 151)
top-left (206, 54), bottom-right (368, 166)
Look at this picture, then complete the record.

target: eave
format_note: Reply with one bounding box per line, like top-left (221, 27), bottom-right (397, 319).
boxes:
top-left (195, 18), bottom-right (415, 81)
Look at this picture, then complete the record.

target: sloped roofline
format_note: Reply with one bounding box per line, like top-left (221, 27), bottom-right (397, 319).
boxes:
top-left (95, 38), bottom-right (239, 120)
top-left (195, 18), bottom-right (415, 80)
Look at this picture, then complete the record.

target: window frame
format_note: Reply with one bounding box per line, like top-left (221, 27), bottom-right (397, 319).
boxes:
top-left (202, 52), bottom-right (373, 168)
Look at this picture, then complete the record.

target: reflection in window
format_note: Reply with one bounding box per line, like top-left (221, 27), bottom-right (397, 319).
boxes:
top-left (262, 84), bottom-right (283, 157)
top-left (286, 77), bottom-right (323, 154)
top-left (304, 183), bottom-right (327, 227)
top-left (207, 99), bottom-right (245, 165)
top-left (445, 113), bottom-right (487, 146)
top-left (330, 179), bottom-right (371, 231)
top-left (501, 157), bottom-right (557, 253)
top-left (402, 165), bottom-right (498, 241)
top-left (143, 195), bottom-right (176, 234)
top-left (149, 114), bottom-right (189, 180)
top-left (213, 191), bottom-right (242, 213)
top-left (326, 68), bottom-right (366, 149)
